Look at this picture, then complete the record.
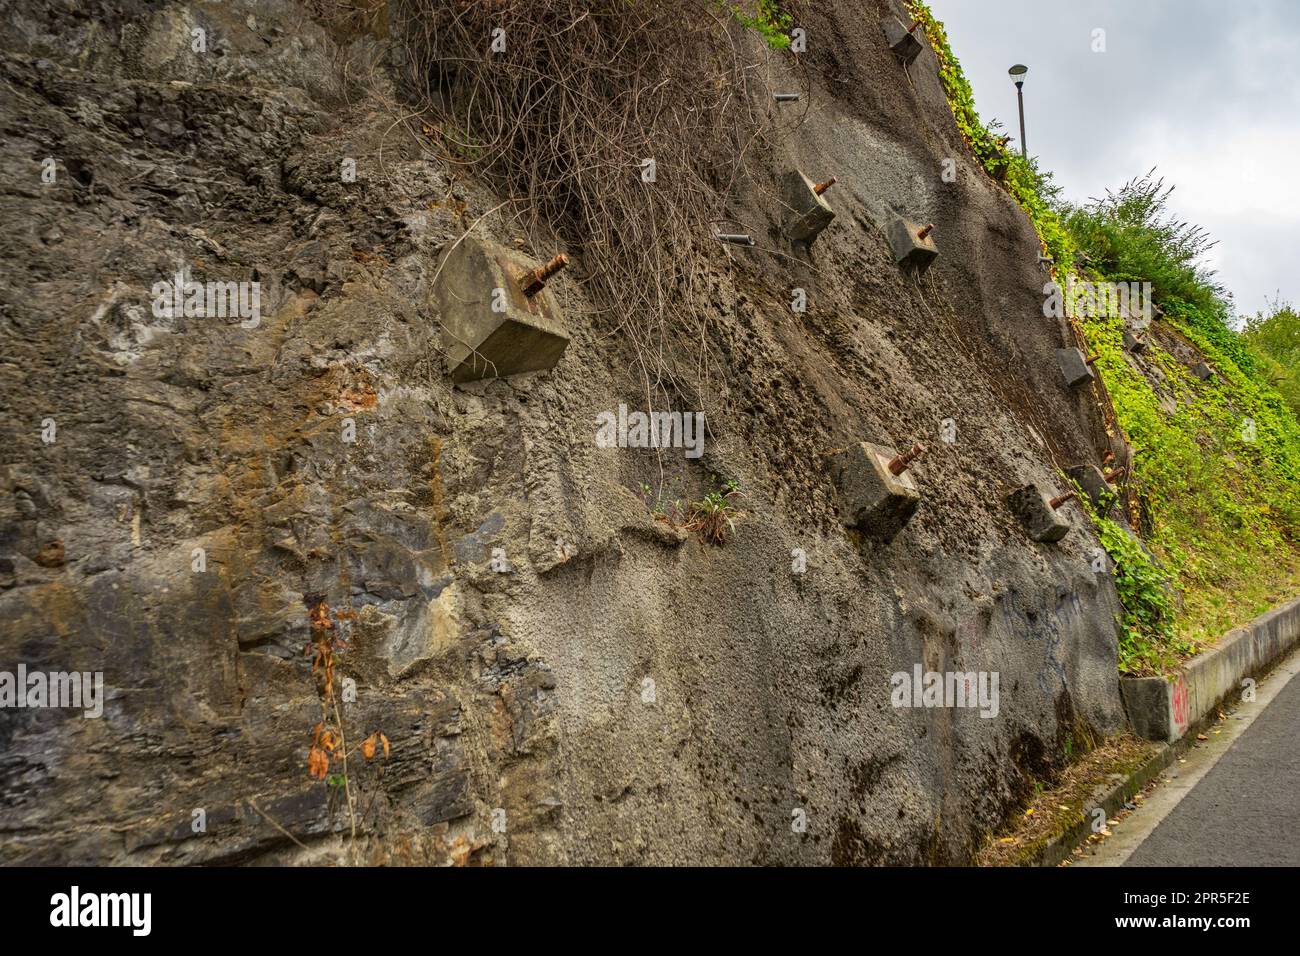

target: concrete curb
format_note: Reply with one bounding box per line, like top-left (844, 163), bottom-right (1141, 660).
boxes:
top-left (1028, 596), bottom-right (1300, 866)
top-left (1120, 596), bottom-right (1300, 742)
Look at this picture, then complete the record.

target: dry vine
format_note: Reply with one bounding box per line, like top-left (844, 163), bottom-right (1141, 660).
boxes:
top-left (392, 0), bottom-right (796, 407)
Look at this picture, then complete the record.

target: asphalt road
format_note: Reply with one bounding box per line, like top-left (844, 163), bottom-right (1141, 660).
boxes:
top-left (1125, 663), bottom-right (1300, 866)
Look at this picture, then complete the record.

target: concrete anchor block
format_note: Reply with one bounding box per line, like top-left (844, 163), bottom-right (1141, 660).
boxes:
top-left (1123, 329), bottom-right (1148, 353)
top-left (1066, 464), bottom-right (1114, 509)
top-left (1192, 360), bottom-right (1215, 381)
top-left (1007, 485), bottom-right (1071, 543)
top-left (1126, 305), bottom-right (1153, 334)
top-left (828, 441), bottom-right (921, 542)
top-left (432, 237), bottom-right (570, 382)
top-left (1057, 347), bottom-right (1095, 387)
top-left (781, 170), bottom-right (836, 244)
top-left (880, 16), bottom-right (924, 65)
top-left (886, 217), bottom-right (938, 275)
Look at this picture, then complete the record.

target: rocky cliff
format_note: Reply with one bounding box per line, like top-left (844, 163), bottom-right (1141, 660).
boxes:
top-left (1, 0), bottom-right (1128, 865)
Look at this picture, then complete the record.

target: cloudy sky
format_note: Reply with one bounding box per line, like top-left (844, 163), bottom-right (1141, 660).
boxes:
top-left (929, 0), bottom-right (1299, 320)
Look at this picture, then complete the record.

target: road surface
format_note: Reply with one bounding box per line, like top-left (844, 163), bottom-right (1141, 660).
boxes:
top-left (1077, 646), bottom-right (1300, 866)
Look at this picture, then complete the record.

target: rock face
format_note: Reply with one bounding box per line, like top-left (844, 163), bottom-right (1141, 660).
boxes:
top-left (0, 0), bottom-right (1125, 865)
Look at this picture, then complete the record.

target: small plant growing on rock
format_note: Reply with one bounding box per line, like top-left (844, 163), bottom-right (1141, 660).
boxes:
top-left (683, 476), bottom-right (745, 545)
top-left (642, 476), bottom-right (746, 544)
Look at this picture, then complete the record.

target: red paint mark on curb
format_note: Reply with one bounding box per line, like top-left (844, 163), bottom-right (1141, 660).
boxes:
top-left (1171, 675), bottom-right (1190, 737)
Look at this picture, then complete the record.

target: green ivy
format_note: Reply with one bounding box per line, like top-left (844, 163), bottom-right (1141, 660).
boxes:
top-left (1090, 508), bottom-right (1190, 675)
top-left (726, 0), bottom-right (793, 49)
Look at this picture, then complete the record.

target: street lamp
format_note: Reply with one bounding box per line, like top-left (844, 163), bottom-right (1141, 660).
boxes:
top-left (1008, 64), bottom-right (1028, 157)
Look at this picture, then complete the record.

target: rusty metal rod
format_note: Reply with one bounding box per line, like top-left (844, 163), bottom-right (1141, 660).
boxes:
top-left (1085, 353), bottom-right (1101, 365)
top-left (813, 177), bottom-right (837, 196)
top-left (521, 253), bottom-right (569, 297)
top-left (907, 19), bottom-right (922, 33)
top-left (1049, 491), bottom-right (1076, 510)
top-left (1104, 466), bottom-right (1127, 483)
top-left (888, 443), bottom-right (926, 476)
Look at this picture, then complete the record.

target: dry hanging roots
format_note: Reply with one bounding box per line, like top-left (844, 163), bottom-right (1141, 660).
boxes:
top-left (392, 0), bottom-right (787, 399)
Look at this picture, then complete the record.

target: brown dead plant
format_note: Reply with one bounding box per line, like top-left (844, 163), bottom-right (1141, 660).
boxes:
top-left (392, 0), bottom-right (795, 406)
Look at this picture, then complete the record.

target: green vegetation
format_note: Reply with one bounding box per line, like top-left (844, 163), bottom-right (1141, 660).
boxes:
top-left (1093, 509), bottom-right (1188, 675)
top-left (687, 477), bottom-right (745, 544)
top-left (910, 1), bottom-right (1300, 675)
top-left (726, 0), bottom-right (793, 49)
top-left (1062, 183), bottom-right (1300, 669)
top-left (1245, 301), bottom-right (1300, 418)
top-left (643, 475), bottom-right (746, 544)
top-left (1061, 174), bottom-right (1225, 314)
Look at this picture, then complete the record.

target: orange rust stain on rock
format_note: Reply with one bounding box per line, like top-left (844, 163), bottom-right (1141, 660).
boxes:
top-left (338, 385), bottom-right (378, 411)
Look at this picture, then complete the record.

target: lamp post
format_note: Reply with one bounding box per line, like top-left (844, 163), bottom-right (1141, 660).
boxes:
top-left (1008, 64), bottom-right (1028, 157)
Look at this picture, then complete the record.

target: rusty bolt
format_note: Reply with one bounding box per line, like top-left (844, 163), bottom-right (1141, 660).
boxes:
top-left (1049, 491), bottom-right (1076, 510)
top-left (907, 19), bottom-right (922, 33)
top-left (520, 253), bottom-right (569, 297)
top-left (813, 177), bottom-right (837, 196)
top-left (1104, 466), bottom-right (1126, 483)
top-left (1085, 353), bottom-right (1101, 365)
top-left (917, 223), bottom-right (935, 240)
top-left (888, 442), bottom-right (926, 476)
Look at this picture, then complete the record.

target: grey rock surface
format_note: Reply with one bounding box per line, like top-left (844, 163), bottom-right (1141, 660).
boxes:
top-left (0, 0), bottom-right (1126, 865)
